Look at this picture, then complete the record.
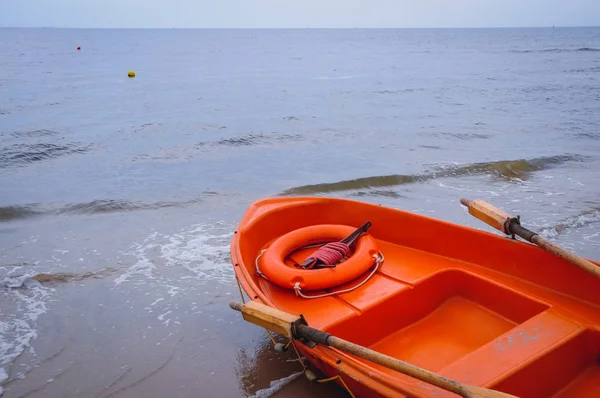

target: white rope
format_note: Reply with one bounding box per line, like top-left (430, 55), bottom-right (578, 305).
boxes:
top-left (255, 249), bottom-right (268, 280)
top-left (293, 251), bottom-right (384, 299)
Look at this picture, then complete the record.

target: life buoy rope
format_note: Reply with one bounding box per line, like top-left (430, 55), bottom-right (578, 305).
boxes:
top-left (293, 251), bottom-right (384, 299)
top-left (298, 241), bottom-right (352, 269)
top-left (255, 248), bottom-right (268, 280)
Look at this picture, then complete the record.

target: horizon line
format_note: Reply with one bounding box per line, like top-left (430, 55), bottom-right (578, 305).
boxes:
top-left (1, 25), bottom-right (599, 29)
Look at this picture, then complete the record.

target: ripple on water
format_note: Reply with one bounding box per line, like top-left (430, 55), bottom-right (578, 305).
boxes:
top-left (0, 142), bottom-right (91, 169)
top-left (571, 132), bottom-right (600, 140)
top-left (207, 132), bottom-right (302, 148)
top-left (510, 47), bottom-right (600, 53)
top-left (5, 129), bottom-right (61, 140)
top-left (132, 132), bottom-right (304, 163)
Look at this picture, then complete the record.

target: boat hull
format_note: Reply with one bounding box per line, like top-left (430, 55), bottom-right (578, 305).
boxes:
top-left (231, 196), bottom-right (600, 398)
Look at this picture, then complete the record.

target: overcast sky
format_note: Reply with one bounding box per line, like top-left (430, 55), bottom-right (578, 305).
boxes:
top-left (2, 0), bottom-right (599, 28)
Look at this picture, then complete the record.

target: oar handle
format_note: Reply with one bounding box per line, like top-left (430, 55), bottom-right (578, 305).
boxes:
top-left (460, 198), bottom-right (513, 234)
top-left (460, 198), bottom-right (600, 279)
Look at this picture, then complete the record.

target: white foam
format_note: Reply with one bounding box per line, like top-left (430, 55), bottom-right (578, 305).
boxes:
top-left (7, 266), bottom-right (23, 276)
top-left (0, 366), bottom-right (7, 394)
top-left (159, 225), bottom-right (232, 281)
top-left (583, 232), bottom-right (600, 243)
top-left (249, 371), bottom-right (303, 398)
top-left (0, 233), bottom-right (60, 390)
top-left (0, 274), bottom-right (52, 382)
top-left (114, 257), bottom-right (156, 285)
top-left (164, 285), bottom-right (180, 297)
top-left (115, 223), bottom-right (233, 287)
top-left (539, 209), bottom-right (600, 239)
top-left (150, 298), bottom-right (164, 306)
top-left (111, 222), bottom-right (235, 329)
top-left (114, 233), bottom-right (160, 285)
top-left (436, 182), bottom-right (469, 191)
top-left (157, 310), bottom-right (172, 321)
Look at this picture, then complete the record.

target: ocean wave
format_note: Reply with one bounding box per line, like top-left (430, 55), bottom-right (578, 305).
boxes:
top-left (0, 205), bottom-right (44, 222)
top-left (281, 154), bottom-right (582, 195)
top-left (538, 208), bottom-right (600, 239)
top-left (0, 193), bottom-right (222, 222)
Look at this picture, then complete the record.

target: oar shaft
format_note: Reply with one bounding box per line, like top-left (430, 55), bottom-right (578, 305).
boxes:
top-left (512, 221), bottom-right (600, 276)
top-left (294, 324), bottom-right (466, 394)
top-left (530, 234), bottom-right (600, 278)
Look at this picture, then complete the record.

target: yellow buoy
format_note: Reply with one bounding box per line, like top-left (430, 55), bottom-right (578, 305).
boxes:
top-left (128, 70), bottom-right (135, 78)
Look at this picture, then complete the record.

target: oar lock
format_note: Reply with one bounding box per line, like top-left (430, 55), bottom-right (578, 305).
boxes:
top-left (507, 215), bottom-right (521, 239)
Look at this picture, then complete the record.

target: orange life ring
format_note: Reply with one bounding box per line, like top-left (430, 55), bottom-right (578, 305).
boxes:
top-left (258, 224), bottom-right (379, 291)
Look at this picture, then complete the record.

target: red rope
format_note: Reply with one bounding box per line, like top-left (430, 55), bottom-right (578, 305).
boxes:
top-left (306, 242), bottom-right (351, 268)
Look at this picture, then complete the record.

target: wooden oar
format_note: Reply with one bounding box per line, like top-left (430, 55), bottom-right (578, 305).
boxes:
top-left (460, 198), bottom-right (600, 279)
top-left (229, 300), bottom-right (517, 398)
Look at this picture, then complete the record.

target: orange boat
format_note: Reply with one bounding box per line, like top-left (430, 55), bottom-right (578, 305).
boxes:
top-left (230, 196), bottom-right (600, 398)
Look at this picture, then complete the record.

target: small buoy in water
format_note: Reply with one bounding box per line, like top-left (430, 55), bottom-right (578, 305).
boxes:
top-left (274, 343), bottom-right (288, 353)
top-left (77, 46), bottom-right (81, 50)
top-left (128, 70), bottom-right (135, 78)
